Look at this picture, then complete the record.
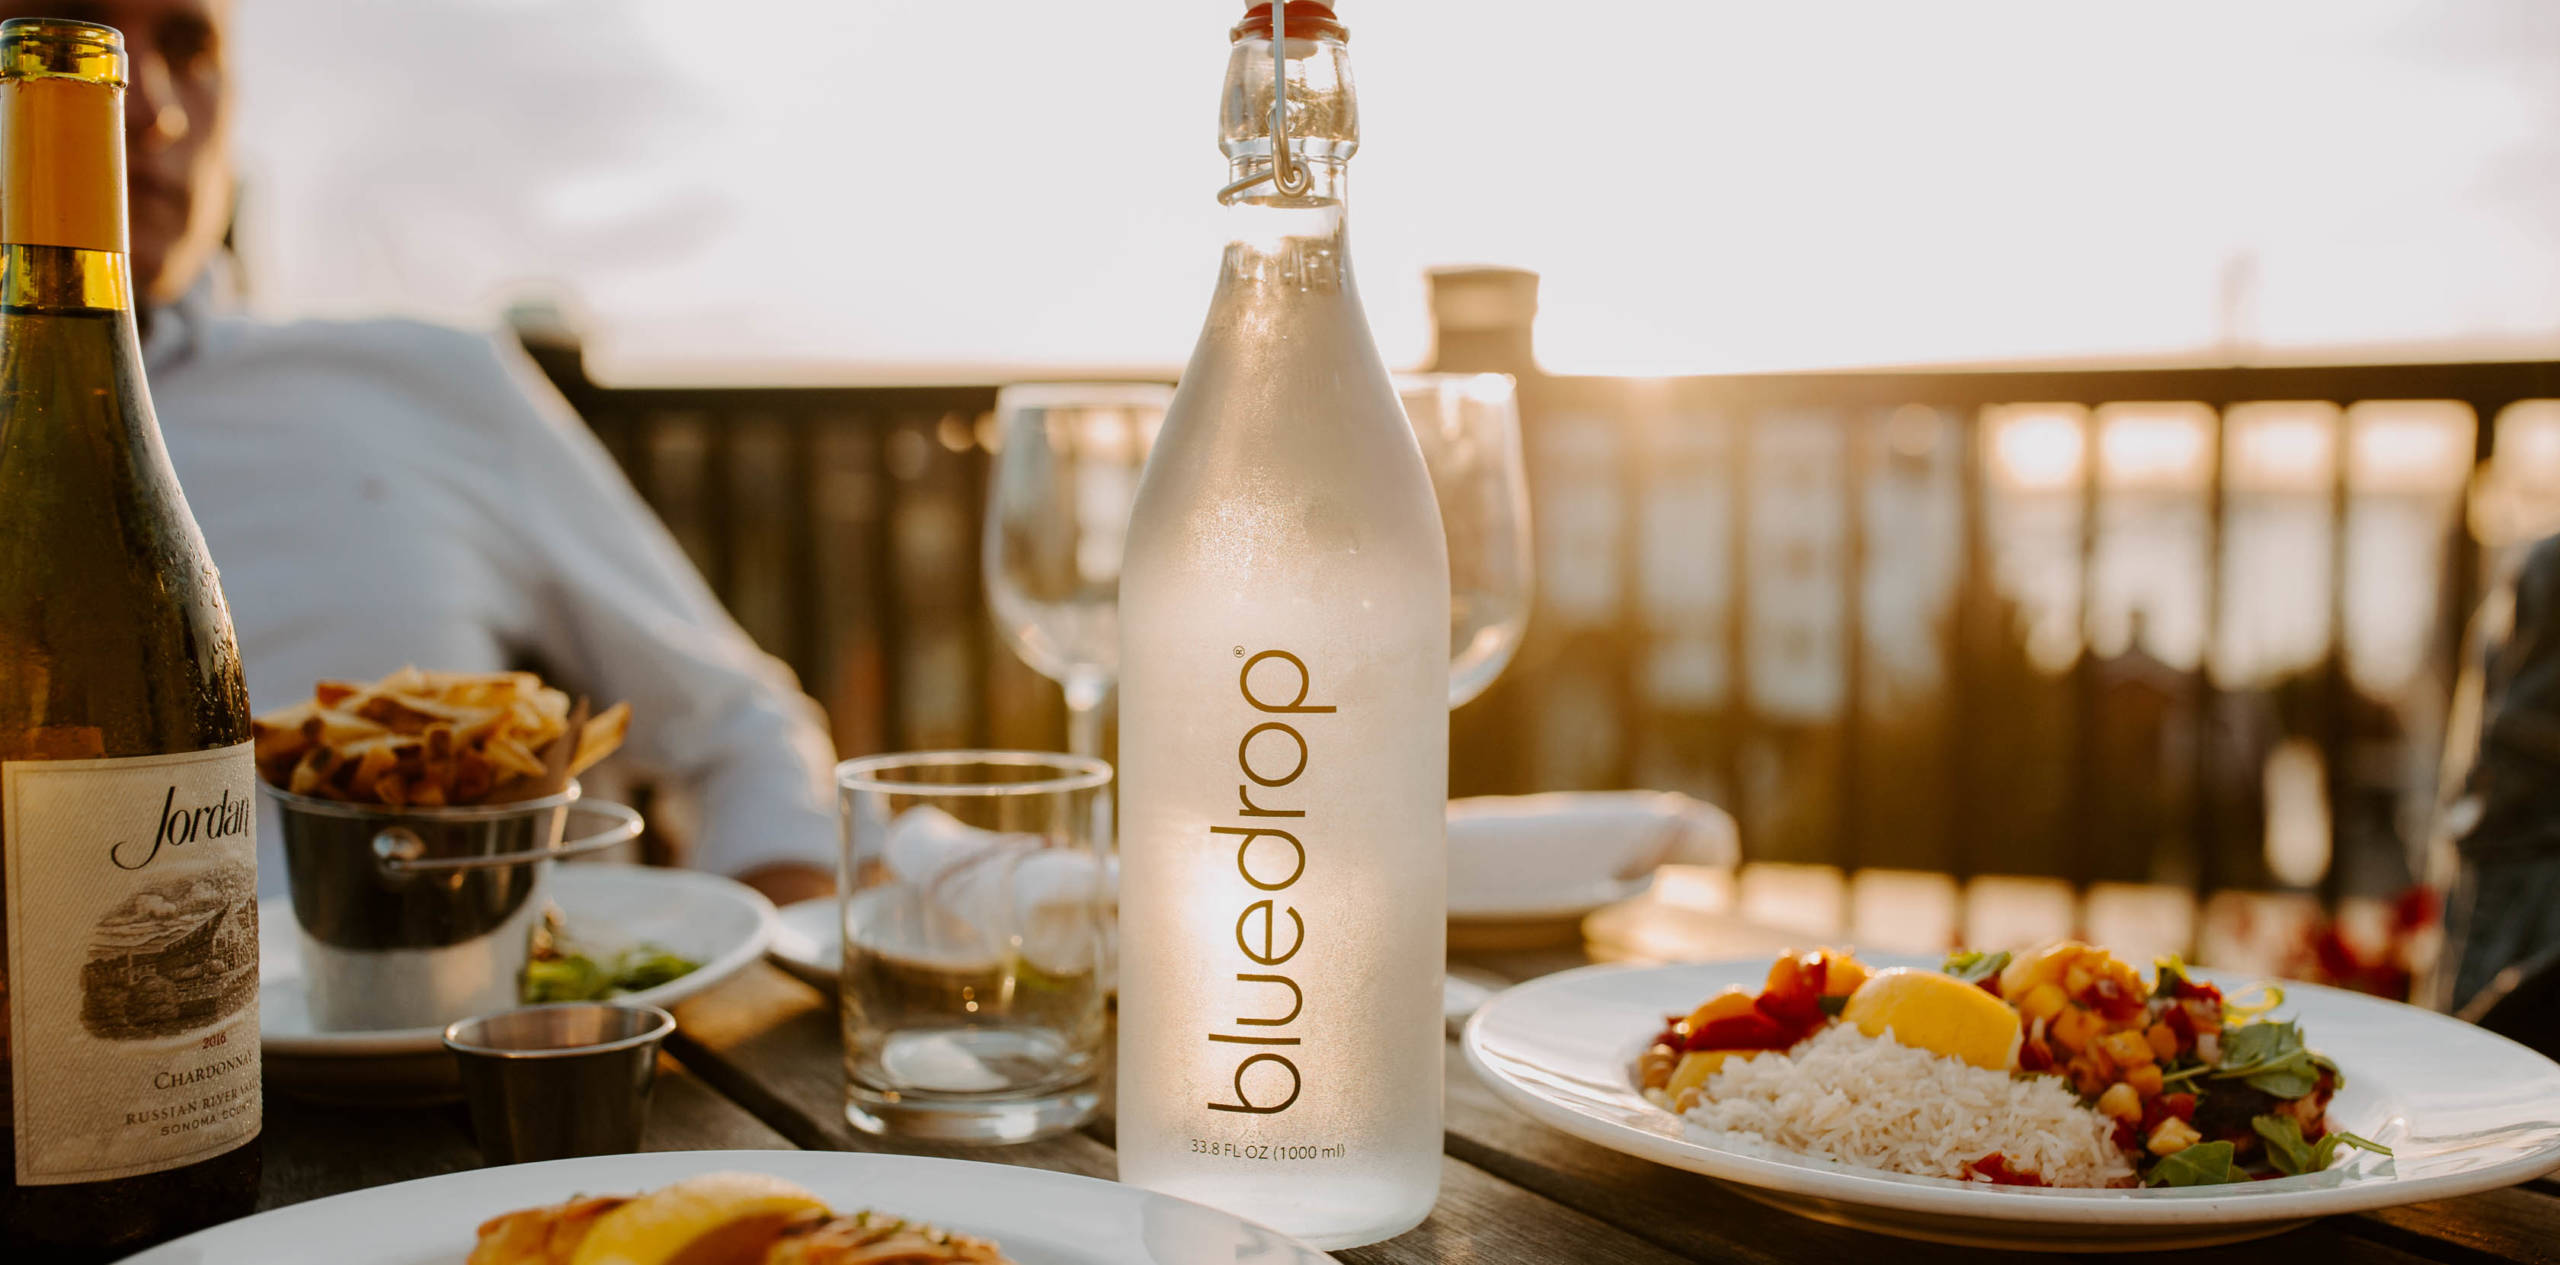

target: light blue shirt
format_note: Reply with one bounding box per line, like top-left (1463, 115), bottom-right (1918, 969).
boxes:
top-left (143, 284), bottom-right (840, 893)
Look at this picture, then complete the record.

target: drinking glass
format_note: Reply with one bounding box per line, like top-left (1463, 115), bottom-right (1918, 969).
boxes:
top-left (836, 750), bottom-right (1113, 1144)
top-left (983, 384), bottom-right (1172, 756)
top-left (1399, 373), bottom-right (1534, 708)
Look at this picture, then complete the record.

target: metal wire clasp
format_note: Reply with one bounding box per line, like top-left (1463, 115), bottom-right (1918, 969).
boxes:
top-left (1218, 3), bottom-right (1312, 205)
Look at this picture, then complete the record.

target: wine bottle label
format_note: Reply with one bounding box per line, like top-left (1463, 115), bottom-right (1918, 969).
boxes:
top-left (5, 742), bottom-right (259, 1185)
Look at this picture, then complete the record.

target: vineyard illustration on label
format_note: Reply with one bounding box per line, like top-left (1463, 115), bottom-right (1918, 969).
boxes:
top-left (78, 865), bottom-right (258, 1041)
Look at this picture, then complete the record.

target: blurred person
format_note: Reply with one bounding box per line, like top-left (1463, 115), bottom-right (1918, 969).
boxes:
top-left (14, 0), bottom-right (840, 904)
top-left (2426, 533), bottom-right (2560, 1035)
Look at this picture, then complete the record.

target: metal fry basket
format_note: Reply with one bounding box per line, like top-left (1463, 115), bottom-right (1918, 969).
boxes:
top-left (268, 780), bottom-right (642, 1032)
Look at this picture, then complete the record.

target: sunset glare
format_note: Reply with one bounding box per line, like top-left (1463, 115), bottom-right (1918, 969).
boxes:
top-left (227, 0), bottom-right (2560, 384)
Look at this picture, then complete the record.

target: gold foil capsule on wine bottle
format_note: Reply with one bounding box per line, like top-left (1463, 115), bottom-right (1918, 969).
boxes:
top-left (0, 18), bottom-right (129, 253)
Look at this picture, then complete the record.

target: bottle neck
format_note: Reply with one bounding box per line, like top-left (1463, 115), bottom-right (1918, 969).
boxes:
top-left (1216, 25), bottom-right (1359, 297)
top-left (1214, 168), bottom-right (1355, 299)
top-left (2, 28), bottom-right (136, 324)
top-left (1219, 27), bottom-right (1357, 206)
top-left (4, 244), bottom-right (134, 315)
top-left (1224, 155), bottom-right (1349, 208)
top-left (0, 25), bottom-right (155, 469)
top-left (0, 70), bottom-right (129, 257)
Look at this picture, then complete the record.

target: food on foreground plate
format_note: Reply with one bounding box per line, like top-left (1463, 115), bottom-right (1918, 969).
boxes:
top-left (522, 904), bottom-right (702, 1003)
top-left (1686, 1020), bottom-right (2134, 1187)
top-left (1637, 944), bottom-right (2391, 1188)
top-left (252, 666), bottom-right (629, 808)
top-left (466, 1171), bottom-right (1014, 1265)
top-left (1840, 966), bottom-right (2020, 1072)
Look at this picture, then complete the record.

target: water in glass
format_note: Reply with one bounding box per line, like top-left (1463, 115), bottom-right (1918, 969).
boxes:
top-left (836, 752), bottom-right (1113, 1145)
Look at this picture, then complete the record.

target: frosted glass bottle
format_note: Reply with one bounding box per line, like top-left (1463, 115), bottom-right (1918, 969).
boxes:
top-left (1114, 4), bottom-right (1449, 1251)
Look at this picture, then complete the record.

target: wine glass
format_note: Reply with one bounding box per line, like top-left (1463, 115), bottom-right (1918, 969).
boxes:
top-left (983, 383), bottom-right (1172, 757)
top-left (1399, 374), bottom-right (1534, 708)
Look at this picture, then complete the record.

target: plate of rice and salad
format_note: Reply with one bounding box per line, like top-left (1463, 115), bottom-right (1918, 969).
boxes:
top-left (1462, 943), bottom-right (2560, 1250)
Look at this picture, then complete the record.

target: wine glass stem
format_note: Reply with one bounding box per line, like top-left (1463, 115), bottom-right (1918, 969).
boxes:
top-left (1064, 669), bottom-right (1111, 758)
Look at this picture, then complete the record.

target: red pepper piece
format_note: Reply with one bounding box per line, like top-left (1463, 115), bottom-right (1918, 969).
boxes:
top-left (1686, 1012), bottom-right (1793, 1051)
top-left (2168, 973), bottom-right (2223, 1003)
top-left (1754, 986), bottom-right (1825, 1031)
top-left (2088, 976), bottom-right (2146, 1022)
top-left (1757, 954), bottom-right (1825, 1027)
top-left (1961, 1153), bottom-right (2049, 1186)
top-left (2110, 1121), bottom-right (2140, 1155)
top-left (2164, 1004), bottom-right (2196, 1040)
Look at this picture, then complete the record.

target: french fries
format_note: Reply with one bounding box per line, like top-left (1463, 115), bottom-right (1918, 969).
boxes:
top-left (251, 667), bottom-right (630, 809)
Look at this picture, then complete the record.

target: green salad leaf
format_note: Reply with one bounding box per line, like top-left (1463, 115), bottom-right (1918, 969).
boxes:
top-left (520, 944), bottom-right (702, 1003)
top-left (2214, 1020), bottom-right (2328, 1099)
top-left (2316, 1130), bottom-right (2392, 1169)
top-left (521, 954), bottom-right (610, 1004)
top-left (1817, 994), bottom-right (1850, 1017)
top-left (2253, 1115), bottom-right (2392, 1177)
top-left (2145, 1141), bottom-right (2251, 1187)
top-left (612, 949), bottom-right (700, 992)
top-left (1942, 950), bottom-right (2012, 987)
top-left (2218, 1019), bottom-right (2294, 1066)
top-left (2253, 1114), bottom-right (2313, 1175)
top-left (2245, 1065), bottom-right (2320, 1099)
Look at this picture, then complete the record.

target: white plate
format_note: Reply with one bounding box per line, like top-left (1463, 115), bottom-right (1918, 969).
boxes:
top-left (120, 1149), bottom-right (1335, 1265)
top-left (1447, 791), bottom-right (1733, 922)
top-left (1462, 958), bottom-right (2560, 1251)
top-left (262, 865), bottom-right (775, 1058)
top-left (768, 894), bottom-right (839, 988)
top-left (1459, 874), bottom-right (1656, 923)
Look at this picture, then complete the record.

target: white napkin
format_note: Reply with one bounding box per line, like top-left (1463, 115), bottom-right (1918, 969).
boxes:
top-left (1446, 790), bottom-right (1737, 918)
top-left (847, 805), bottom-right (1110, 975)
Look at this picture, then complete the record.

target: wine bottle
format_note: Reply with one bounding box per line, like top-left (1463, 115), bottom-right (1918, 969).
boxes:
top-left (1115, 2), bottom-right (1448, 1249)
top-left (0, 19), bottom-right (261, 1261)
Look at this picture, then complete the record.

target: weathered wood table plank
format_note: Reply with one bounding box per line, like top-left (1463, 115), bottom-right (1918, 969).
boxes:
top-left (2347, 1187), bottom-right (2560, 1265)
top-left (1345, 1156), bottom-right (1696, 1265)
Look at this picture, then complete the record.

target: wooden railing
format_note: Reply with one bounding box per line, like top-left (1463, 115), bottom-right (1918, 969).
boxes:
top-left (517, 270), bottom-right (2560, 954)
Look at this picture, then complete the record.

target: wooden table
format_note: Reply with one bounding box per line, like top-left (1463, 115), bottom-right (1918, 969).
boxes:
top-left (259, 948), bottom-right (2560, 1264)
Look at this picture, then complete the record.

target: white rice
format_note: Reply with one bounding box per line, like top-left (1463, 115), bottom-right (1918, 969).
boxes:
top-left (1662, 1024), bottom-right (2135, 1188)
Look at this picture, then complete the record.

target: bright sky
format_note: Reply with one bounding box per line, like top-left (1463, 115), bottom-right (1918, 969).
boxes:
top-left (229, 1), bottom-right (2560, 383)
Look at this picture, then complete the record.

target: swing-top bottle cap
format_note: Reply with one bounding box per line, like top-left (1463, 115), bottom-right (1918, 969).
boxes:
top-left (1234, 3), bottom-right (1346, 43)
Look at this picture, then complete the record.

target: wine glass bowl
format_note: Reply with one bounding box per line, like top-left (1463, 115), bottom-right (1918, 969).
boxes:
top-left (983, 383), bottom-right (1173, 756)
top-left (1399, 374), bottom-right (1534, 709)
